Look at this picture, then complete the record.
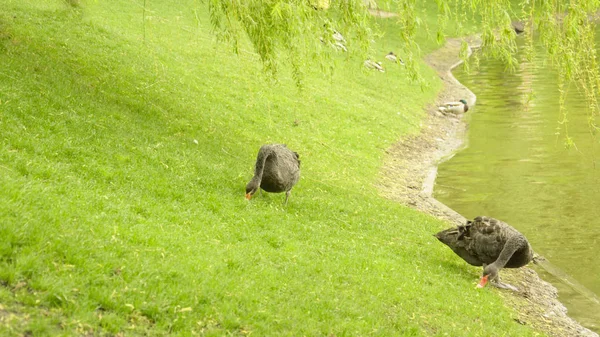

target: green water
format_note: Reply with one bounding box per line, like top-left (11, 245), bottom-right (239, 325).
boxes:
top-left (435, 38), bottom-right (600, 332)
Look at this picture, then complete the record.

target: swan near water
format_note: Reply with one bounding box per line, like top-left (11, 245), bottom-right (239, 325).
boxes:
top-left (244, 147), bottom-right (537, 294)
top-left (435, 216), bottom-right (533, 291)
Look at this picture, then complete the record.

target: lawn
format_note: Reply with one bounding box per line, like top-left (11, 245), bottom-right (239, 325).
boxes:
top-left (0, 0), bottom-right (540, 335)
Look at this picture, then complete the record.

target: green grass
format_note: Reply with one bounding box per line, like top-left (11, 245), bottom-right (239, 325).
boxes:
top-left (0, 0), bottom-right (541, 336)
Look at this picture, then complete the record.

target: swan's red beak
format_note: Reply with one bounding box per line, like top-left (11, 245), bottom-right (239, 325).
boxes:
top-left (476, 275), bottom-right (489, 288)
top-left (245, 193), bottom-right (252, 200)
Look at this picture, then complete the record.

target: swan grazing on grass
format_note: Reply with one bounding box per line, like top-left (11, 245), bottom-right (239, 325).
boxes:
top-left (435, 216), bottom-right (533, 291)
top-left (245, 144), bottom-right (300, 205)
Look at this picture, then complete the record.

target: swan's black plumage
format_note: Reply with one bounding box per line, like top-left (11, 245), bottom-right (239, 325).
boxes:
top-left (435, 216), bottom-right (533, 289)
top-left (245, 144), bottom-right (300, 205)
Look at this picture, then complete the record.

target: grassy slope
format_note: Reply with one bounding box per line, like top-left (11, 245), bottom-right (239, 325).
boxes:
top-left (0, 0), bottom-right (539, 336)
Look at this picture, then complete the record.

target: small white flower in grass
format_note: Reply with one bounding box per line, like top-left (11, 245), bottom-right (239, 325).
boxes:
top-left (193, 139), bottom-right (198, 145)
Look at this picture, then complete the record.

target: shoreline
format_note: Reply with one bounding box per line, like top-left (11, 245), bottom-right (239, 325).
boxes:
top-left (378, 36), bottom-right (599, 337)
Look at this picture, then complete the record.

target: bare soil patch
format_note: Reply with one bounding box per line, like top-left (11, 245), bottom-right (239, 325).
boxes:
top-left (377, 36), bottom-right (599, 337)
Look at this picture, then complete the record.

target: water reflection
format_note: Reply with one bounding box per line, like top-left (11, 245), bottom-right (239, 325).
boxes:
top-left (435, 36), bottom-right (600, 332)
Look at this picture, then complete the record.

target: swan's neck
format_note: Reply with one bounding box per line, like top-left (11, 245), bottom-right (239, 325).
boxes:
top-left (494, 235), bottom-right (525, 268)
top-left (251, 148), bottom-right (272, 185)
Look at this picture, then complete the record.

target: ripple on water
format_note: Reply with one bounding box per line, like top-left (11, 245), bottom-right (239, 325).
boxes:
top-left (435, 37), bottom-right (600, 333)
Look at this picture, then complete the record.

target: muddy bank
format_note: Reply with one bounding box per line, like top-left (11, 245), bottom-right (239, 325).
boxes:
top-left (378, 37), bottom-right (598, 337)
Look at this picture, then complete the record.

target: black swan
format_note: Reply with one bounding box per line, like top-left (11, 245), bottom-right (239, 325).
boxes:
top-left (435, 216), bottom-right (533, 290)
top-left (245, 144), bottom-right (300, 205)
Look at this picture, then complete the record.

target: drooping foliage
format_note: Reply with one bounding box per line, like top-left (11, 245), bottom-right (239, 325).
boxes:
top-left (206, 0), bottom-right (600, 142)
top-left (205, 0), bottom-right (373, 86)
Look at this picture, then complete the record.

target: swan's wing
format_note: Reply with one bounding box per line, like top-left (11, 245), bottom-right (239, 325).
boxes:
top-left (467, 217), bottom-right (508, 263)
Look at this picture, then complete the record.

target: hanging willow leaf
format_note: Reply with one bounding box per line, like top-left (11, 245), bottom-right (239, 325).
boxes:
top-left (206, 0), bottom-right (600, 140)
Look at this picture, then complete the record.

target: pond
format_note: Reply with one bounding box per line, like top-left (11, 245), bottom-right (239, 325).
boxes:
top-left (434, 36), bottom-right (600, 332)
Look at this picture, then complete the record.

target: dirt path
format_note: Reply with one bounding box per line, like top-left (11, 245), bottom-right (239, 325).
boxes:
top-left (377, 36), bottom-right (598, 337)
